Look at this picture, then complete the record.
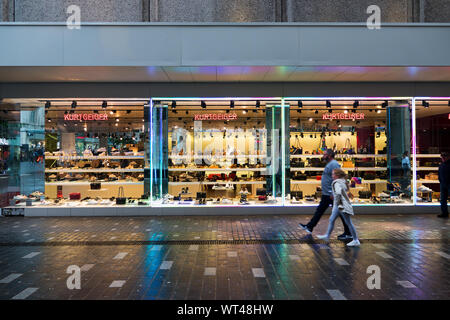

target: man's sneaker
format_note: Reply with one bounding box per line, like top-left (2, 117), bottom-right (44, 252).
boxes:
top-left (346, 239), bottom-right (361, 247)
top-left (316, 234), bottom-right (329, 241)
top-left (437, 214), bottom-right (449, 218)
top-left (299, 223), bottom-right (312, 234)
top-left (337, 233), bottom-right (352, 241)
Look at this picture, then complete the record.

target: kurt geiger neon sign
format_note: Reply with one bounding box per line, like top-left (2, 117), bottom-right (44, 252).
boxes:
top-left (322, 112), bottom-right (365, 120)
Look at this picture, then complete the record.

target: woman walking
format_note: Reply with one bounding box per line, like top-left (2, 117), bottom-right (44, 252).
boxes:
top-left (317, 168), bottom-right (360, 247)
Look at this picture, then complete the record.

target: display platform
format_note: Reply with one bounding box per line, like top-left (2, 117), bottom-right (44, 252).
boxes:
top-left (2, 203), bottom-right (440, 217)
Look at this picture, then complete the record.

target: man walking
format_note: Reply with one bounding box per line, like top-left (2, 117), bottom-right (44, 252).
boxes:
top-left (299, 149), bottom-right (352, 240)
top-left (438, 152), bottom-right (450, 218)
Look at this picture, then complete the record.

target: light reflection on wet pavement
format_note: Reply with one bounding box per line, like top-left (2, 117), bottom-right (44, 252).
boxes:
top-left (0, 214), bottom-right (448, 300)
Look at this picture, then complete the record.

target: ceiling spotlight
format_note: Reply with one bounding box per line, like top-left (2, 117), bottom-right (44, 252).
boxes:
top-left (315, 110), bottom-right (319, 114)
top-left (382, 101), bottom-right (388, 108)
top-left (298, 100), bottom-right (303, 108)
top-left (229, 100), bottom-right (235, 109)
top-left (422, 100), bottom-right (429, 108)
top-left (201, 101), bottom-right (207, 109)
top-left (64, 110), bottom-right (68, 115)
top-left (94, 110), bottom-right (99, 114)
top-left (297, 110), bottom-right (302, 114)
top-left (328, 109), bottom-right (332, 113)
top-left (102, 101), bottom-right (107, 109)
top-left (448, 100), bottom-right (450, 107)
top-left (71, 101), bottom-right (77, 109)
top-left (353, 101), bottom-right (359, 109)
top-left (45, 101), bottom-right (51, 109)
top-left (171, 101), bottom-right (176, 109)
top-left (256, 101), bottom-right (260, 108)
top-left (326, 100), bottom-right (332, 109)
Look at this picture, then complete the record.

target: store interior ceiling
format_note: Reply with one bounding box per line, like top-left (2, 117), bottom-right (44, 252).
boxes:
top-left (1, 66), bottom-right (450, 82)
top-left (1, 98), bottom-right (448, 125)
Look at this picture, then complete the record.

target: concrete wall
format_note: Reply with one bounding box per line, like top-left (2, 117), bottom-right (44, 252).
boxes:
top-left (152, 0), bottom-right (279, 22)
top-left (13, 0), bottom-right (143, 22)
top-left (286, 0), bottom-right (411, 22)
top-left (425, 0), bottom-right (450, 22)
top-left (0, 0), bottom-right (449, 22)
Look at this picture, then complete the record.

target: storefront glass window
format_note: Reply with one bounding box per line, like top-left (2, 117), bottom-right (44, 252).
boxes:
top-left (43, 100), bottom-right (147, 204)
top-left (285, 98), bottom-right (413, 206)
top-left (414, 98), bottom-right (450, 205)
top-left (151, 99), bottom-right (283, 206)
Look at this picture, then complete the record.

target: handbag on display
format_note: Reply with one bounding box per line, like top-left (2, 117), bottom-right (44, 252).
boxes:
top-left (291, 191), bottom-right (303, 199)
top-left (359, 191), bottom-right (372, 199)
top-left (116, 186), bottom-right (127, 205)
top-left (290, 135), bottom-right (303, 155)
top-left (342, 160), bottom-right (354, 168)
top-left (295, 173), bottom-right (307, 181)
top-left (69, 193), bottom-right (81, 200)
top-left (90, 182), bottom-right (101, 190)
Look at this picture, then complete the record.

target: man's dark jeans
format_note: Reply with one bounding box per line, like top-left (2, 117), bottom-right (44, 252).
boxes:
top-left (306, 195), bottom-right (351, 234)
top-left (441, 184), bottom-right (449, 216)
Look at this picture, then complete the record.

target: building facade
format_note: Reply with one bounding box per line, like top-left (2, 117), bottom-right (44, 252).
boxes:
top-left (0, 1), bottom-right (449, 216)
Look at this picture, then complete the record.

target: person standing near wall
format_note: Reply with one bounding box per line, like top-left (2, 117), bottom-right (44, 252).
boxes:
top-left (299, 149), bottom-right (352, 240)
top-left (438, 152), bottom-right (450, 218)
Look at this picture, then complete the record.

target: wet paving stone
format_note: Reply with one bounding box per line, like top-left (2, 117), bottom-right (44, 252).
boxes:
top-left (0, 214), bottom-right (448, 300)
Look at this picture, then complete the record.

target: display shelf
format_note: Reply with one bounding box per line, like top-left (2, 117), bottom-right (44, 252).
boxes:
top-left (45, 155), bottom-right (144, 160)
top-left (168, 168), bottom-right (266, 172)
top-left (45, 168), bottom-right (144, 173)
top-left (45, 181), bottom-right (143, 186)
top-left (169, 181), bottom-right (266, 185)
top-left (416, 154), bottom-right (441, 158)
top-left (417, 179), bottom-right (440, 184)
top-left (290, 154), bottom-right (387, 159)
top-left (290, 179), bottom-right (387, 185)
top-left (290, 180), bottom-right (321, 184)
top-left (169, 155), bottom-right (266, 159)
top-left (290, 167), bottom-right (387, 172)
top-left (416, 167), bottom-right (439, 171)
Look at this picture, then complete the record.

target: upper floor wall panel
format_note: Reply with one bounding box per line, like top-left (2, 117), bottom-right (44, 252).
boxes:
top-left (1, 0), bottom-right (449, 23)
top-left (1, 24), bottom-right (449, 67)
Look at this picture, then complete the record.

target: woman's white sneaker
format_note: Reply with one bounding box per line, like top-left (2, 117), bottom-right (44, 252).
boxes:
top-left (346, 239), bottom-right (361, 247)
top-left (316, 234), bottom-right (329, 240)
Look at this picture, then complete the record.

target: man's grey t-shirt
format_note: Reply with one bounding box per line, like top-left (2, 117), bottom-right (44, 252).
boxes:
top-left (322, 159), bottom-right (341, 196)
